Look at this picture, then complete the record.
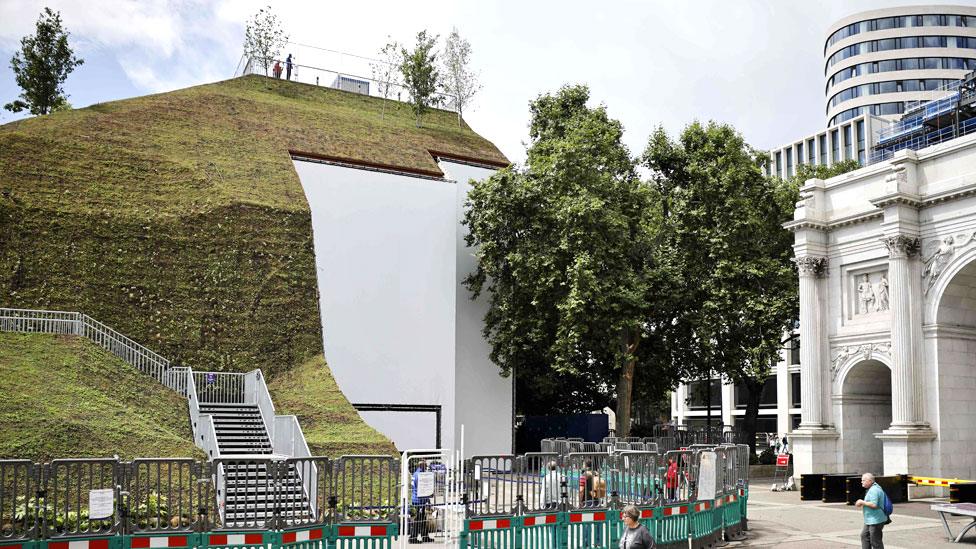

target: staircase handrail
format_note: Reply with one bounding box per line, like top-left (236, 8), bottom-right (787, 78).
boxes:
top-left (246, 370), bottom-right (277, 439)
top-left (198, 413), bottom-right (221, 461)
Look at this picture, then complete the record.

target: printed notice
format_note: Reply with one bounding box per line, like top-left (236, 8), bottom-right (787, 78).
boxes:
top-left (89, 489), bottom-right (114, 520)
top-left (697, 452), bottom-right (717, 501)
top-left (417, 472), bottom-right (436, 497)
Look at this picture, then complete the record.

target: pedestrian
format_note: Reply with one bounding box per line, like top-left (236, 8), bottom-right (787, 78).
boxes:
top-left (665, 457), bottom-right (679, 501)
top-left (285, 53), bottom-right (293, 80)
top-left (542, 461), bottom-right (562, 508)
top-left (619, 505), bottom-right (655, 548)
top-left (409, 461), bottom-right (434, 544)
top-left (578, 459), bottom-right (596, 507)
top-left (782, 435), bottom-right (790, 454)
top-left (855, 473), bottom-right (887, 549)
top-left (273, 60), bottom-right (282, 79)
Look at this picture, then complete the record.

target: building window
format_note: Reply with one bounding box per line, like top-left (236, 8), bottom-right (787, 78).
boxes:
top-left (807, 138), bottom-right (816, 165)
top-left (775, 151), bottom-right (782, 178)
top-left (786, 148), bottom-right (793, 176)
top-left (843, 124), bottom-right (853, 160)
top-left (819, 134), bottom-right (827, 165)
top-left (796, 143), bottom-right (804, 167)
top-left (790, 372), bottom-right (801, 408)
top-left (789, 338), bottom-right (800, 366)
top-left (687, 379), bottom-right (722, 410)
top-left (734, 378), bottom-right (777, 409)
top-left (856, 119), bottom-right (866, 164)
top-left (831, 129), bottom-right (840, 163)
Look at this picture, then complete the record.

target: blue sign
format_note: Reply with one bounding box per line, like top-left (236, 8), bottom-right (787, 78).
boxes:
top-left (205, 373), bottom-right (216, 385)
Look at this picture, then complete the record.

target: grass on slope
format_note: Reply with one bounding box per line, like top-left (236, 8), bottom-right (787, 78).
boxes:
top-left (0, 333), bottom-right (199, 461)
top-left (0, 74), bottom-right (508, 217)
top-left (270, 355), bottom-right (396, 457)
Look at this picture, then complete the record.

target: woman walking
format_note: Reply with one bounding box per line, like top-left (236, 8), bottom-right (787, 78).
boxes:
top-left (619, 505), bottom-right (655, 548)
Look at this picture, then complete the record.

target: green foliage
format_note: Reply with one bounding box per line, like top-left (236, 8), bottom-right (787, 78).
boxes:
top-left (463, 85), bottom-right (677, 416)
top-left (243, 6), bottom-right (288, 76)
top-left (400, 31), bottom-right (441, 127)
top-left (441, 28), bottom-right (481, 126)
top-left (0, 76), bottom-right (506, 378)
top-left (758, 447), bottom-right (776, 465)
top-left (642, 122), bottom-right (798, 385)
top-left (5, 7), bottom-right (83, 115)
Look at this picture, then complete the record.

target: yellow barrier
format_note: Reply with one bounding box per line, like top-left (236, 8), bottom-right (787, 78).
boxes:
top-left (909, 476), bottom-right (974, 487)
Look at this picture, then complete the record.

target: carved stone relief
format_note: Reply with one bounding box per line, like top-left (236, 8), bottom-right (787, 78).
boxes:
top-left (851, 271), bottom-right (890, 316)
top-left (830, 342), bottom-right (891, 381)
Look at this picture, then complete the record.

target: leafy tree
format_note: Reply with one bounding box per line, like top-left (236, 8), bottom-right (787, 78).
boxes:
top-left (5, 7), bottom-right (83, 115)
top-left (441, 27), bottom-right (481, 127)
top-left (370, 38), bottom-right (401, 120)
top-left (642, 122), bottom-right (799, 452)
top-left (463, 85), bottom-right (682, 436)
top-left (243, 6), bottom-right (288, 76)
top-left (400, 31), bottom-right (440, 127)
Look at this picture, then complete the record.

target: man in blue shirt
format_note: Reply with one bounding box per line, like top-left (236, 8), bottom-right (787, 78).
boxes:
top-left (855, 472), bottom-right (887, 549)
top-left (409, 461), bottom-right (433, 544)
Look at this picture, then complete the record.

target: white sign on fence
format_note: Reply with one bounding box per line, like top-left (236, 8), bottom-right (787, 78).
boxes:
top-left (697, 452), bottom-right (717, 501)
top-left (417, 471), bottom-right (435, 497)
top-left (89, 489), bottom-right (114, 519)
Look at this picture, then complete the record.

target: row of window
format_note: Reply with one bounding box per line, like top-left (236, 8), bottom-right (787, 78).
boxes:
top-left (827, 36), bottom-right (976, 69)
top-left (771, 120), bottom-right (867, 178)
top-left (829, 78), bottom-right (955, 108)
top-left (684, 374), bottom-right (802, 410)
top-left (827, 14), bottom-right (976, 50)
top-left (829, 102), bottom-right (905, 126)
top-left (828, 56), bottom-right (976, 88)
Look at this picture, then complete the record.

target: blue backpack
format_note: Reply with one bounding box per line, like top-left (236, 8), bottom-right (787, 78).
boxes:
top-left (881, 489), bottom-right (893, 515)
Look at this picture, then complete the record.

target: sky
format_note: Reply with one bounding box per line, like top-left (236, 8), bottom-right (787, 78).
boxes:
top-left (2, 0), bottom-right (976, 164)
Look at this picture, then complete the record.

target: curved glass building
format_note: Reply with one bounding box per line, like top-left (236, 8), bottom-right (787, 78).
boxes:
top-left (825, 5), bottom-right (976, 126)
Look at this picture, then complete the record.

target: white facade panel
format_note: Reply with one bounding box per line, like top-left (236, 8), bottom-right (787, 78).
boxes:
top-left (293, 158), bottom-right (512, 457)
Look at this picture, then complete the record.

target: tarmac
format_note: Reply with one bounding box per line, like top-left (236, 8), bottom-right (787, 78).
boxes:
top-left (727, 479), bottom-right (976, 547)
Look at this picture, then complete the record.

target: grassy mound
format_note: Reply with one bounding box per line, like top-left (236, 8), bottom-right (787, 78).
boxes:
top-left (270, 355), bottom-right (396, 457)
top-left (0, 333), bottom-right (199, 461)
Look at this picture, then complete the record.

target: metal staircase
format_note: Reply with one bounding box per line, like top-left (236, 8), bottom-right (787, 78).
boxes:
top-left (0, 308), bottom-right (316, 529)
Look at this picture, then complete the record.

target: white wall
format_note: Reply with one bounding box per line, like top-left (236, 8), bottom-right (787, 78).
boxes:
top-left (293, 158), bottom-right (512, 457)
top-left (294, 159), bottom-right (458, 450)
top-left (441, 160), bottom-right (514, 457)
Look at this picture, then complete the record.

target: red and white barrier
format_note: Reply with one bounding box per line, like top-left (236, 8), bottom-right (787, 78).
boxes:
top-left (130, 536), bottom-right (190, 548)
top-left (281, 529), bottom-right (325, 544)
top-left (467, 518), bottom-right (512, 531)
top-left (208, 534), bottom-right (265, 546)
top-left (522, 515), bottom-right (557, 526)
top-left (617, 509), bottom-right (655, 520)
top-left (336, 525), bottom-right (388, 537)
top-left (568, 512), bottom-right (606, 523)
top-left (663, 505), bottom-right (688, 516)
top-left (694, 501), bottom-right (711, 512)
top-left (48, 540), bottom-right (111, 549)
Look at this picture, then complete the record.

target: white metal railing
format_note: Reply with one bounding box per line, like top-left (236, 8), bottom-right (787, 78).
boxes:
top-left (239, 56), bottom-right (458, 112)
top-left (192, 371), bottom-right (246, 404)
top-left (246, 370), bottom-right (276, 439)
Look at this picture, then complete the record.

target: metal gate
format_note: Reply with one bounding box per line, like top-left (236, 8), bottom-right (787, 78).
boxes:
top-left (398, 450), bottom-right (461, 548)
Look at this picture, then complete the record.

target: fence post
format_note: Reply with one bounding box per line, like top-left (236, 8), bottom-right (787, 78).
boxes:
top-left (74, 313), bottom-right (84, 336)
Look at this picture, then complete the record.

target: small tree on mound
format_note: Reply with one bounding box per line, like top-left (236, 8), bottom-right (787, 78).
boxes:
top-left (243, 6), bottom-right (288, 76)
top-left (5, 7), bottom-right (83, 116)
top-left (371, 38), bottom-right (401, 120)
top-left (400, 30), bottom-right (440, 127)
top-left (441, 27), bottom-right (481, 127)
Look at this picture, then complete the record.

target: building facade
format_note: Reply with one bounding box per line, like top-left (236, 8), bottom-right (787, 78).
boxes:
top-left (825, 5), bottom-right (976, 126)
top-left (766, 113), bottom-right (886, 179)
top-left (787, 133), bottom-right (976, 482)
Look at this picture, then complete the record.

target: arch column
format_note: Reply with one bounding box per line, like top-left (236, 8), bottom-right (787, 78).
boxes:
top-left (791, 254), bottom-right (840, 475)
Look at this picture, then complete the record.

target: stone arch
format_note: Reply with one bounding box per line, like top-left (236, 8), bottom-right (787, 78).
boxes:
top-left (926, 244), bottom-right (976, 324)
top-left (929, 252), bottom-right (976, 479)
top-left (837, 359), bottom-right (892, 475)
top-left (834, 350), bottom-right (893, 394)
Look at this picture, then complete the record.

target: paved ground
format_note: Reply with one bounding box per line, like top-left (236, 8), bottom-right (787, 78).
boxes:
top-left (728, 479), bottom-right (976, 547)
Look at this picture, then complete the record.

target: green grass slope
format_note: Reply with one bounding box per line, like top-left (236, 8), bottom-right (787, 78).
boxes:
top-left (0, 333), bottom-right (199, 461)
top-left (0, 75), bottom-right (507, 376)
top-left (269, 356), bottom-right (396, 457)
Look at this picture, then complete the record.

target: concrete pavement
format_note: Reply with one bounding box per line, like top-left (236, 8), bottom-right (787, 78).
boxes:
top-left (726, 479), bottom-right (976, 547)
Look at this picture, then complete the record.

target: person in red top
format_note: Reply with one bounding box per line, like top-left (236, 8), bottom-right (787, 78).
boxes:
top-left (273, 61), bottom-right (282, 79)
top-left (665, 458), bottom-right (679, 501)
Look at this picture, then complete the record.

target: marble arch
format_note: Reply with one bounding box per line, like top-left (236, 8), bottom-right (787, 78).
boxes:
top-left (786, 135), bottom-right (976, 481)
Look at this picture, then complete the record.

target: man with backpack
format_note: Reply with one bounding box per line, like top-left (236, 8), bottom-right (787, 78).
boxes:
top-left (855, 472), bottom-right (891, 549)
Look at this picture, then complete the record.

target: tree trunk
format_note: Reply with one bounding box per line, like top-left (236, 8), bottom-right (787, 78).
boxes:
top-left (740, 377), bottom-right (764, 456)
top-left (615, 328), bottom-right (641, 437)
